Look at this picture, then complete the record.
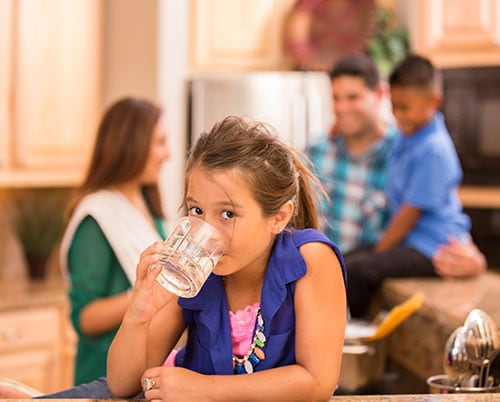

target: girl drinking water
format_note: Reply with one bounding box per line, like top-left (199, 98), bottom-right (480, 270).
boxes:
top-left (0, 116), bottom-right (347, 402)
top-left (107, 116), bottom-right (347, 401)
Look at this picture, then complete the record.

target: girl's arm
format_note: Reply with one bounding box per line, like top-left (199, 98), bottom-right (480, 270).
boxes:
top-left (107, 242), bottom-right (185, 398)
top-left (291, 240), bottom-right (346, 399)
top-left (142, 241), bottom-right (346, 402)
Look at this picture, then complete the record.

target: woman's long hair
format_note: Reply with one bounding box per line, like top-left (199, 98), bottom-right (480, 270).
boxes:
top-left (66, 97), bottom-right (164, 220)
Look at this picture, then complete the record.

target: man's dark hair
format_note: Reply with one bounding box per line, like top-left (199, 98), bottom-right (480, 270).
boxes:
top-left (329, 52), bottom-right (380, 90)
top-left (389, 53), bottom-right (442, 93)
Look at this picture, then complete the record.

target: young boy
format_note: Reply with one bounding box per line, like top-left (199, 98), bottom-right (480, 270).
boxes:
top-left (346, 54), bottom-right (472, 318)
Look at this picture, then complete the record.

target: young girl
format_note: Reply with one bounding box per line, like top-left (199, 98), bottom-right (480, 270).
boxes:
top-left (107, 116), bottom-right (347, 401)
top-left (0, 116), bottom-right (346, 401)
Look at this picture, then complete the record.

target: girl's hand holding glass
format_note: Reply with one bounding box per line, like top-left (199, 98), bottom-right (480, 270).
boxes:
top-left (125, 241), bottom-right (177, 325)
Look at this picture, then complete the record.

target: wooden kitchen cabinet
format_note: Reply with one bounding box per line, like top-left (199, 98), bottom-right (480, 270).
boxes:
top-left (0, 0), bottom-right (102, 188)
top-left (409, 0), bottom-right (500, 68)
top-left (190, 0), bottom-right (296, 71)
top-left (0, 304), bottom-right (75, 394)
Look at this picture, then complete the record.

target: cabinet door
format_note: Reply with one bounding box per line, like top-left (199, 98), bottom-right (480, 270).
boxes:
top-left (0, 307), bottom-right (63, 393)
top-left (191, 0), bottom-right (296, 71)
top-left (411, 0), bottom-right (500, 67)
top-left (0, 349), bottom-right (57, 394)
top-left (14, 0), bottom-right (101, 169)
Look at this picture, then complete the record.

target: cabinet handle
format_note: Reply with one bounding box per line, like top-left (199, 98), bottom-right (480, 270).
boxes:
top-left (1, 328), bottom-right (20, 342)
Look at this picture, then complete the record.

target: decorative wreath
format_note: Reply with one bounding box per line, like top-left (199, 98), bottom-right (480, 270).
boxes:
top-left (283, 0), bottom-right (378, 71)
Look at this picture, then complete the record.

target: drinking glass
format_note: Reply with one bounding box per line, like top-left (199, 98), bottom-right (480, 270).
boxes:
top-left (154, 216), bottom-right (225, 298)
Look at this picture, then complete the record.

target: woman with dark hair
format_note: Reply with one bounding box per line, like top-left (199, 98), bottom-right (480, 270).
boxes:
top-left (59, 97), bottom-right (170, 384)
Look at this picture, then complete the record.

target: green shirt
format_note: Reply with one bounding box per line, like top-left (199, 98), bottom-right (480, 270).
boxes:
top-left (68, 214), bottom-right (165, 385)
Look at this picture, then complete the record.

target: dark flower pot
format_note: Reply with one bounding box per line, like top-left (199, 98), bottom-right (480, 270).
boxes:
top-left (26, 255), bottom-right (48, 280)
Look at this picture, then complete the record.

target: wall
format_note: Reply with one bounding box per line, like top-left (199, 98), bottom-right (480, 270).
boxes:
top-left (157, 0), bottom-right (190, 229)
top-left (102, 0), bottom-right (188, 229)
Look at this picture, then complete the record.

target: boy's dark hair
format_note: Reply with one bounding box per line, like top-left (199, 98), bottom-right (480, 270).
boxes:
top-left (389, 54), bottom-right (442, 93)
top-left (329, 52), bottom-right (380, 90)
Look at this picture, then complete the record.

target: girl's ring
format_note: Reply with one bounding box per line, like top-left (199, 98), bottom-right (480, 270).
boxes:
top-left (144, 377), bottom-right (156, 391)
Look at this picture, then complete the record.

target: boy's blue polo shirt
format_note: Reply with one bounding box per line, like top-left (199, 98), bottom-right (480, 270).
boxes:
top-left (388, 112), bottom-right (471, 258)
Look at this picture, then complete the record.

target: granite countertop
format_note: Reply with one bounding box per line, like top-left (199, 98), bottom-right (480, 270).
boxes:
top-left (0, 275), bottom-right (67, 311)
top-left (334, 394), bottom-right (499, 401)
top-left (1, 395), bottom-right (500, 401)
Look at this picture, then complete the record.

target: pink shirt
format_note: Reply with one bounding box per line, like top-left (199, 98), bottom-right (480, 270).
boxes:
top-left (163, 302), bottom-right (260, 366)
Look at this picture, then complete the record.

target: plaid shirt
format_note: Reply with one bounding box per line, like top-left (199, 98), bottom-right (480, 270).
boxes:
top-left (306, 128), bottom-right (396, 252)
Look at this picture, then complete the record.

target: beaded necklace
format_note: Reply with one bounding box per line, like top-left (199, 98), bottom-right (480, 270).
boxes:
top-left (232, 307), bottom-right (266, 374)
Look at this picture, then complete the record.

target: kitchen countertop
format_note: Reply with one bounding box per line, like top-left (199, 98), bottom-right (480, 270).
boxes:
top-left (334, 395), bottom-right (500, 401)
top-left (459, 185), bottom-right (500, 209)
top-left (1, 395), bottom-right (500, 401)
top-left (0, 275), bottom-right (67, 311)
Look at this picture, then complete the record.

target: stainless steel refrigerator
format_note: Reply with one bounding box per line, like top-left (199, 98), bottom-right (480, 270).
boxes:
top-left (188, 71), bottom-right (333, 151)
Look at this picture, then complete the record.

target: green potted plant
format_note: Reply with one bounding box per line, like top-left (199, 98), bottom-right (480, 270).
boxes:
top-left (367, 5), bottom-right (409, 78)
top-left (8, 189), bottom-right (70, 280)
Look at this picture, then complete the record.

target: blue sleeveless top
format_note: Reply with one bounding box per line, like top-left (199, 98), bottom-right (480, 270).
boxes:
top-left (174, 228), bottom-right (346, 374)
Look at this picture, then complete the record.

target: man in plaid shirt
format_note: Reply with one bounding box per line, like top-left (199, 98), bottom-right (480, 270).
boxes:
top-left (306, 53), bottom-right (486, 311)
top-left (307, 53), bottom-right (395, 253)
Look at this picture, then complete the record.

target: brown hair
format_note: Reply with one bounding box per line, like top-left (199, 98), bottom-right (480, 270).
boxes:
top-left (66, 97), bottom-right (164, 219)
top-left (185, 116), bottom-right (326, 229)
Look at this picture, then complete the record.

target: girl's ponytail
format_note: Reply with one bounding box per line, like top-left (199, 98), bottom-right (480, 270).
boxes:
top-left (288, 149), bottom-right (328, 230)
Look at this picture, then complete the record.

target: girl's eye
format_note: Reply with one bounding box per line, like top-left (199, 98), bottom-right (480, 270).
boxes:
top-left (188, 206), bottom-right (203, 216)
top-left (221, 210), bottom-right (234, 220)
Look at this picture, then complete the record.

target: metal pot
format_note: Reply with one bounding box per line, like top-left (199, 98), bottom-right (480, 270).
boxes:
top-left (427, 374), bottom-right (500, 394)
top-left (338, 320), bottom-right (387, 392)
